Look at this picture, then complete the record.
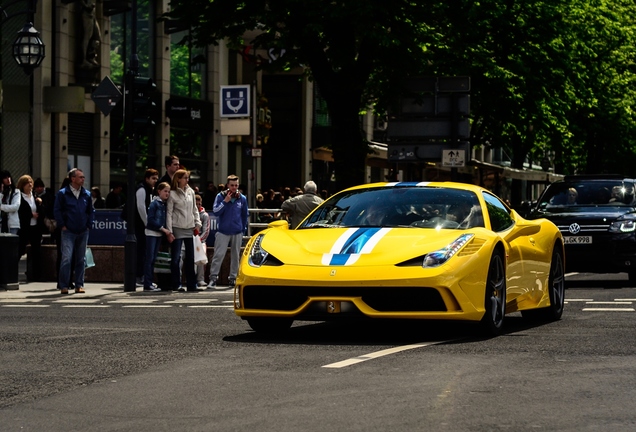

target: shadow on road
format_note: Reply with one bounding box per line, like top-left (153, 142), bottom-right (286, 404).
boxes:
top-left (224, 314), bottom-right (555, 346)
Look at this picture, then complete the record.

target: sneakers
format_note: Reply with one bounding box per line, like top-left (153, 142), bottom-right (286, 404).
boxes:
top-left (143, 286), bottom-right (161, 292)
top-left (228, 278), bottom-right (236, 288)
top-left (197, 280), bottom-right (207, 287)
top-left (206, 276), bottom-right (217, 290)
top-left (60, 288), bottom-right (69, 295)
top-left (135, 277), bottom-right (144, 287)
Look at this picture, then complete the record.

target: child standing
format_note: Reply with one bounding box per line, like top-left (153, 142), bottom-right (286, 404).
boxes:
top-left (144, 182), bottom-right (174, 292)
top-left (195, 194), bottom-right (211, 287)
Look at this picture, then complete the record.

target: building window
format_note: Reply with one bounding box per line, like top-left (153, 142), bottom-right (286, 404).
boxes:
top-left (108, 0), bottom-right (156, 188)
top-left (109, 0), bottom-right (154, 86)
top-left (170, 30), bottom-right (204, 98)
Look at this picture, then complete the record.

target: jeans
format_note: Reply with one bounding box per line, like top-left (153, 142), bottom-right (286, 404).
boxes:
top-left (170, 236), bottom-right (196, 290)
top-left (58, 229), bottom-right (89, 289)
top-left (144, 235), bottom-right (162, 289)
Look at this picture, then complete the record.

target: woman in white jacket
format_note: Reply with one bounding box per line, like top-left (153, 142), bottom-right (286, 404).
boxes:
top-left (166, 169), bottom-right (201, 292)
top-left (1, 171), bottom-right (21, 234)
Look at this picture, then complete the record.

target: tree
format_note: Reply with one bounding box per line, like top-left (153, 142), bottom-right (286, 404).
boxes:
top-left (164, 0), bottom-right (436, 190)
top-left (165, 0), bottom-right (636, 199)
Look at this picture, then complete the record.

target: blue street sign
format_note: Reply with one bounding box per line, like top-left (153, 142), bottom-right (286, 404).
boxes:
top-left (220, 84), bottom-right (251, 117)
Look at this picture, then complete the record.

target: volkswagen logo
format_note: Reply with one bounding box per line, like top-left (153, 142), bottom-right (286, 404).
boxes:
top-left (568, 223), bottom-right (581, 234)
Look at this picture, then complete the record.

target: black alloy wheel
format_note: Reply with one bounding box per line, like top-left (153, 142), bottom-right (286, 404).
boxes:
top-left (481, 250), bottom-right (506, 335)
top-left (522, 246), bottom-right (565, 321)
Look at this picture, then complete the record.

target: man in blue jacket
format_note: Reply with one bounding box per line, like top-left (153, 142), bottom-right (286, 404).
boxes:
top-left (207, 174), bottom-right (248, 289)
top-left (54, 168), bottom-right (95, 294)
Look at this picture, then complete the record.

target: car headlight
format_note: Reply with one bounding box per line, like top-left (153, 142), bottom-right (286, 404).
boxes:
top-left (609, 215), bottom-right (636, 233)
top-left (423, 234), bottom-right (474, 268)
top-left (248, 234), bottom-right (269, 267)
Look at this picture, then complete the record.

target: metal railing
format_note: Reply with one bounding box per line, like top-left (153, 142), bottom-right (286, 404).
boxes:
top-left (246, 208), bottom-right (286, 238)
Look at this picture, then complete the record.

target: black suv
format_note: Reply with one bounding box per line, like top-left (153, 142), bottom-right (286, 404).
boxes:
top-left (528, 175), bottom-right (636, 281)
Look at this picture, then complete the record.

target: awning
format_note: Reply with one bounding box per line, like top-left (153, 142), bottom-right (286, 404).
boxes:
top-left (471, 159), bottom-right (564, 182)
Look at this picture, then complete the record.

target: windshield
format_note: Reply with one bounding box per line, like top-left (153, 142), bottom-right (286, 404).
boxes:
top-left (299, 186), bottom-right (485, 230)
top-left (538, 180), bottom-right (635, 209)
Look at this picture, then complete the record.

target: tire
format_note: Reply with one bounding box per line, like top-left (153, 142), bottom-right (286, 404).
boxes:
top-left (247, 318), bottom-right (293, 335)
top-left (522, 246), bottom-right (565, 322)
top-left (628, 271), bottom-right (636, 287)
top-left (480, 250), bottom-right (506, 335)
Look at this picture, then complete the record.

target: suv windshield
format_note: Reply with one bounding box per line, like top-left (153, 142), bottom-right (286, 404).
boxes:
top-left (538, 179), bottom-right (635, 209)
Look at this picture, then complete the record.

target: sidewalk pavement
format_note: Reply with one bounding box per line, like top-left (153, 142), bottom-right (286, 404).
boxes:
top-left (0, 257), bottom-right (231, 300)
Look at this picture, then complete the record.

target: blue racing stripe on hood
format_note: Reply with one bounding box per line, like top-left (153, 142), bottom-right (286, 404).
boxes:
top-left (340, 227), bottom-right (381, 254)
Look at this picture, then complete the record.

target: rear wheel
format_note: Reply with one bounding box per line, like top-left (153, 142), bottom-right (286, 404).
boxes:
top-left (247, 318), bottom-right (293, 335)
top-left (628, 271), bottom-right (636, 286)
top-left (481, 250), bottom-right (506, 335)
top-left (522, 247), bottom-right (565, 321)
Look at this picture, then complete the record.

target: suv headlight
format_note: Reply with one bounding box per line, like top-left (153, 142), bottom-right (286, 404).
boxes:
top-left (609, 214), bottom-right (636, 233)
top-left (423, 234), bottom-right (474, 268)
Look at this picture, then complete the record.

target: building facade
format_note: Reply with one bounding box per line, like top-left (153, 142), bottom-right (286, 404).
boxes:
top-left (1, 0), bottom-right (381, 204)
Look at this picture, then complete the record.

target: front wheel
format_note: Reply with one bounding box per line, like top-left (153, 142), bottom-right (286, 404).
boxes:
top-left (246, 318), bottom-right (293, 335)
top-left (481, 250), bottom-right (506, 335)
top-left (522, 246), bottom-right (565, 322)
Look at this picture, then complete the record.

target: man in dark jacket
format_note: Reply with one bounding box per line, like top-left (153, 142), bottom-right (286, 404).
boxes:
top-left (135, 168), bottom-right (158, 287)
top-left (54, 168), bottom-right (94, 294)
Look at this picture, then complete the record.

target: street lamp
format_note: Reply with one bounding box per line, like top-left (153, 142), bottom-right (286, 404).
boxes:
top-left (12, 21), bottom-right (44, 75)
top-left (1, 0), bottom-right (45, 75)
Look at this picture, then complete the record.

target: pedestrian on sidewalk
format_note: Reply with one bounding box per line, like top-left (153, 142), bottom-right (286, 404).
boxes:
top-left (281, 180), bottom-right (324, 228)
top-left (135, 168), bottom-right (159, 288)
top-left (143, 182), bottom-right (173, 292)
top-left (195, 194), bottom-right (211, 287)
top-left (166, 169), bottom-right (201, 292)
top-left (1, 171), bottom-right (21, 234)
top-left (207, 174), bottom-right (248, 290)
top-left (17, 175), bottom-right (44, 282)
top-left (54, 168), bottom-right (94, 294)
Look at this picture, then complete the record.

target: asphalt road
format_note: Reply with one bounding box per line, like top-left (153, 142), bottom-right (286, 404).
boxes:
top-left (1, 274), bottom-right (635, 432)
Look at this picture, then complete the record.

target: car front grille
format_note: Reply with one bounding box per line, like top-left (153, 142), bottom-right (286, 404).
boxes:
top-left (556, 223), bottom-right (609, 233)
top-left (242, 286), bottom-right (447, 312)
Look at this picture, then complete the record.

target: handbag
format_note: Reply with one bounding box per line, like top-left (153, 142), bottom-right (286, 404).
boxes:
top-left (193, 235), bottom-right (208, 265)
top-left (85, 248), bottom-right (96, 269)
top-left (44, 217), bottom-right (57, 233)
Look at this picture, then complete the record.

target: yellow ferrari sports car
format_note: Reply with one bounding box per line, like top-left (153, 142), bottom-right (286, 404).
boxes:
top-left (235, 182), bottom-right (564, 335)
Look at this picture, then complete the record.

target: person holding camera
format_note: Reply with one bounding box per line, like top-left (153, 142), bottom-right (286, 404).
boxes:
top-left (207, 174), bottom-right (248, 289)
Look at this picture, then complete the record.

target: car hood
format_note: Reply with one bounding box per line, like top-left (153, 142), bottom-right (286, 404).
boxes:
top-left (258, 226), bottom-right (486, 266)
top-left (531, 206), bottom-right (636, 222)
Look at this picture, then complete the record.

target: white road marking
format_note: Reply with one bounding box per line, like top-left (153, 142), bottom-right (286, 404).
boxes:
top-left (322, 340), bottom-right (455, 369)
top-left (582, 308), bottom-right (635, 312)
top-left (0, 299), bottom-right (43, 303)
top-left (586, 301), bottom-right (632, 305)
top-left (108, 299), bottom-right (159, 303)
top-left (53, 299), bottom-right (101, 304)
top-left (165, 299), bottom-right (215, 303)
top-left (618, 298), bottom-right (636, 301)
top-left (566, 299), bottom-right (594, 302)
top-left (62, 305), bottom-right (110, 308)
top-left (1, 304), bottom-right (50, 308)
top-left (121, 305), bottom-right (172, 308)
top-left (187, 305), bottom-right (233, 308)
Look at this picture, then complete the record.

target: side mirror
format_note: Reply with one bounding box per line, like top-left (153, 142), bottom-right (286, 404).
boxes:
top-left (268, 220), bottom-right (289, 230)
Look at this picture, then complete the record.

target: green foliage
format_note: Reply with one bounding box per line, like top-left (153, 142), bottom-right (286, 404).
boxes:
top-left (165, 0), bottom-right (636, 186)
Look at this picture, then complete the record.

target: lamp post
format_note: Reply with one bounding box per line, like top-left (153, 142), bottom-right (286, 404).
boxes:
top-left (1, 0), bottom-right (45, 75)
